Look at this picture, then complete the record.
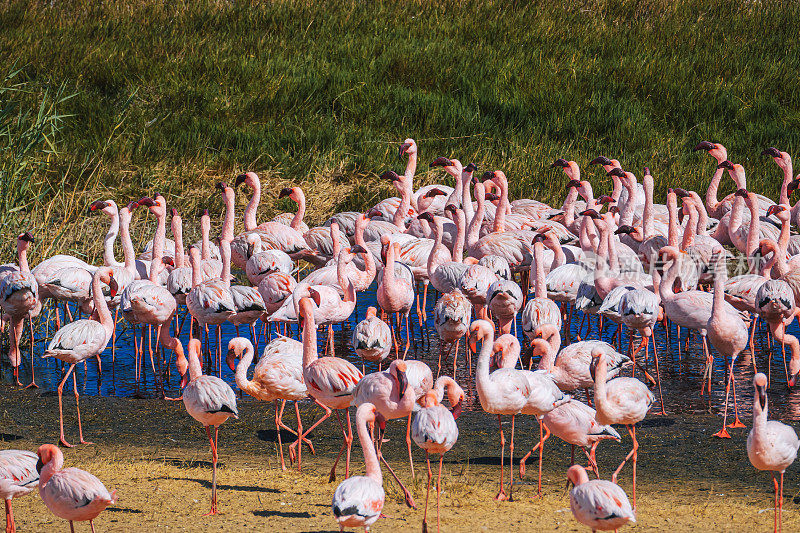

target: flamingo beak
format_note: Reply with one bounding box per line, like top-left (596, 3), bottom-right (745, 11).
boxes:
top-left (36, 459), bottom-right (44, 474)
top-left (451, 398), bottom-right (463, 420)
top-left (589, 359), bottom-right (597, 382)
top-left (398, 142), bottom-right (413, 160)
top-left (226, 348), bottom-right (237, 372)
top-left (108, 277), bottom-right (118, 298)
top-left (309, 288), bottom-right (322, 308)
top-left (396, 369), bottom-right (408, 399)
top-left (180, 372), bottom-right (189, 389)
top-left (789, 375), bottom-right (797, 389)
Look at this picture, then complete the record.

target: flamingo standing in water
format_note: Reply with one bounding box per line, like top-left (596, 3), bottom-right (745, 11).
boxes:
top-left (590, 347), bottom-right (654, 509)
top-left (177, 338), bottom-right (238, 515)
top-left (567, 465), bottom-right (635, 532)
top-left (36, 444), bottom-right (116, 532)
top-left (296, 297), bottom-right (363, 482)
top-left (44, 267), bottom-right (117, 447)
top-left (0, 449), bottom-right (38, 533)
top-left (331, 403), bottom-right (384, 533)
top-left (352, 306), bottom-right (392, 371)
top-left (227, 336), bottom-right (311, 471)
top-left (747, 373), bottom-right (799, 533)
top-left (470, 320), bottom-right (531, 501)
top-left (377, 241), bottom-right (415, 358)
top-left (707, 250), bottom-right (749, 438)
top-left (412, 388), bottom-right (460, 533)
top-left (0, 232), bottom-right (40, 387)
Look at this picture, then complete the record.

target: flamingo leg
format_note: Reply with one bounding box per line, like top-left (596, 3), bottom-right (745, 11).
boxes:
top-left (518, 422), bottom-right (551, 482)
top-left (650, 335), bottom-right (666, 415)
top-left (9, 319), bottom-right (22, 387)
top-left (612, 425), bottom-right (639, 510)
top-left (57, 364), bottom-right (77, 448)
top-left (508, 414), bottom-right (516, 502)
top-left (203, 426), bottom-right (219, 515)
top-left (495, 414), bottom-right (507, 501)
top-left (772, 472), bottom-right (779, 533)
top-left (537, 417), bottom-right (545, 497)
top-left (713, 356), bottom-right (736, 439)
top-left (328, 410), bottom-right (349, 482)
top-left (779, 471), bottom-right (784, 533)
top-left (423, 451), bottom-right (431, 533)
top-left (24, 317), bottom-right (37, 389)
top-left (6, 496), bottom-right (15, 533)
top-left (293, 399), bottom-right (330, 460)
top-left (274, 401), bottom-right (286, 471)
top-left (378, 447), bottom-right (416, 509)
top-left (73, 368), bottom-right (92, 445)
top-left (405, 412), bottom-right (416, 479)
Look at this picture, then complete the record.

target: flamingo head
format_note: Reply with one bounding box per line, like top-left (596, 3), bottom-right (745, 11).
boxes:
top-left (597, 195), bottom-right (614, 206)
top-left (36, 444), bottom-right (62, 474)
top-left (89, 200), bottom-right (109, 214)
top-left (429, 156), bottom-right (453, 168)
top-left (308, 287), bottom-right (323, 308)
top-left (444, 204), bottom-right (458, 217)
top-left (762, 147), bottom-right (781, 159)
top-left (398, 138), bottom-right (417, 159)
top-left (464, 162), bottom-right (478, 173)
top-left (234, 171), bottom-right (259, 189)
top-left (578, 209), bottom-right (600, 219)
top-left (389, 360), bottom-right (408, 398)
top-left (215, 182), bottom-right (229, 194)
top-left (350, 244), bottom-right (367, 255)
top-left (754, 373), bottom-right (769, 405)
top-left (716, 160), bottom-right (735, 171)
top-left (417, 211), bottom-right (435, 224)
top-left (734, 188), bottom-right (748, 198)
top-left (551, 158), bottom-right (569, 168)
top-left (226, 337), bottom-right (251, 372)
top-left (566, 465), bottom-right (590, 489)
top-left (18, 232), bottom-right (34, 243)
top-left (606, 167), bottom-right (625, 179)
top-left (137, 197), bottom-right (156, 208)
top-left (766, 204), bottom-right (786, 217)
top-left (673, 188), bottom-right (690, 199)
top-left (589, 348), bottom-right (606, 381)
top-left (788, 179), bottom-right (800, 196)
top-left (694, 141), bottom-right (727, 162)
top-left (588, 156), bottom-right (612, 167)
top-left (614, 225), bottom-right (635, 236)
top-left (278, 187), bottom-right (293, 200)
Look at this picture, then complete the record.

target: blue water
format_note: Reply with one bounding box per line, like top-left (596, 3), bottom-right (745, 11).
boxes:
top-left (6, 279), bottom-right (800, 422)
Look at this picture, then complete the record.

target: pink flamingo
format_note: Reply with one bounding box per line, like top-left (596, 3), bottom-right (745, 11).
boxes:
top-left (487, 279), bottom-right (523, 335)
top-left (0, 449), bottom-right (38, 533)
top-left (459, 263), bottom-right (497, 319)
top-left (567, 465), bottom-right (635, 532)
top-left (470, 320), bottom-right (531, 501)
top-left (258, 271), bottom-right (297, 316)
top-left (119, 196), bottom-right (181, 391)
top-left (296, 297), bottom-right (363, 482)
top-left (166, 209), bottom-right (193, 305)
top-left (706, 250), bottom-right (749, 438)
top-left (177, 338), bottom-right (238, 515)
top-left (227, 336), bottom-right (311, 471)
top-left (411, 388), bottom-right (460, 533)
top-left (433, 289), bottom-right (472, 376)
top-left (331, 402), bottom-right (384, 533)
top-left (44, 267), bottom-right (116, 447)
top-left (747, 373), bottom-right (799, 533)
top-left (377, 241), bottom-right (415, 358)
top-left (590, 347), bottom-right (654, 509)
top-left (0, 232), bottom-right (40, 387)
top-left (522, 235), bottom-right (562, 343)
top-left (274, 185), bottom-right (310, 233)
top-left (353, 359), bottom-right (417, 507)
top-left (352, 307), bottom-right (392, 371)
top-left (37, 444), bottom-right (116, 532)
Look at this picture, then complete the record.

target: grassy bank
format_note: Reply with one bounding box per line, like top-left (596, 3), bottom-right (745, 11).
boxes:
top-left (1, 0), bottom-right (799, 261)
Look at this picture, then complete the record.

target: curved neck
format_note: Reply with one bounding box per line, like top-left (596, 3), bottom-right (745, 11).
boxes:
top-left (383, 244), bottom-right (397, 286)
top-left (492, 194), bottom-right (507, 233)
top-left (244, 179), bottom-right (261, 231)
top-left (680, 204), bottom-right (698, 250)
top-left (711, 256), bottom-right (726, 315)
top-left (172, 215), bottom-right (185, 268)
top-left (780, 161), bottom-right (793, 205)
top-left (532, 242), bottom-right (546, 298)
top-left (461, 171), bottom-right (475, 223)
top-left (778, 214), bottom-right (791, 256)
top-left (301, 305), bottom-right (319, 367)
top-left (592, 357), bottom-right (608, 408)
top-left (562, 187), bottom-right (579, 228)
top-left (667, 193), bottom-right (680, 248)
top-left (466, 184), bottom-right (485, 252)
top-left (201, 216), bottom-right (212, 261)
top-left (222, 191), bottom-right (236, 242)
top-left (16, 241), bottom-right (30, 273)
top-left (103, 207), bottom-right (121, 267)
top-left (706, 166), bottom-right (725, 212)
top-left (534, 326), bottom-right (561, 371)
top-left (357, 409), bottom-right (381, 482)
top-left (728, 194), bottom-right (746, 235)
top-left (393, 179), bottom-right (412, 230)
top-left (290, 189), bottom-right (306, 231)
top-left (190, 250), bottom-right (202, 287)
top-left (149, 208), bottom-right (166, 283)
top-left (39, 452), bottom-right (64, 486)
top-left (610, 175), bottom-right (622, 202)
top-left (492, 174), bottom-right (511, 233)
top-left (233, 343), bottom-right (256, 394)
top-left (119, 207), bottom-right (136, 272)
top-left (659, 251), bottom-right (679, 299)
top-left (93, 272), bottom-right (114, 338)
top-left (188, 347), bottom-right (203, 381)
top-left (745, 197), bottom-right (760, 261)
top-left (692, 195), bottom-right (709, 236)
top-left (404, 152), bottom-right (417, 192)
top-left (337, 252), bottom-right (356, 303)
top-left (452, 209), bottom-right (466, 262)
top-left (619, 176), bottom-right (637, 226)
top-left (642, 174), bottom-right (654, 238)
top-left (475, 331), bottom-right (494, 391)
top-left (427, 217), bottom-right (448, 277)
top-left (220, 239), bottom-right (232, 288)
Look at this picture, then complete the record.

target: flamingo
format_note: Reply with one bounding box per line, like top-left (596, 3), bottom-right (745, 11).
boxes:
top-left (353, 359), bottom-right (417, 507)
top-left (459, 263), bottom-right (497, 319)
top-left (522, 235), bottom-right (562, 343)
top-left (274, 185), bottom-right (311, 233)
top-left (43, 267), bottom-right (116, 447)
top-left (747, 373), bottom-right (799, 533)
top-left (470, 319), bottom-right (531, 501)
top-left (331, 402), bottom-right (384, 533)
top-left (377, 241), bottom-right (415, 357)
top-left (177, 338), bottom-right (238, 515)
top-left (487, 279), bottom-right (523, 335)
top-left (0, 449), bottom-right (38, 533)
top-left (352, 307), bottom-right (392, 371)
top-left (567, 465), bottom-right (636, 532)
top-left (36, 444), bottom-right (116, 532)
top-left (296, 296), bottom-right (363, 482)
top-left (226, 336), bottom-right (311, 471)
top-left (411, 388), bottom-right (460, 533)
top-left (0, 232), bottom-right (40, 387)
top-left (433, 290), bottom-right (472, 376)
top-left (590, 347), bottom-right (654, 509)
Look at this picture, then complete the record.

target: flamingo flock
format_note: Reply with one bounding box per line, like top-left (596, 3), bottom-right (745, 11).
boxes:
top-left (3, 138), bottom-right (800, 532)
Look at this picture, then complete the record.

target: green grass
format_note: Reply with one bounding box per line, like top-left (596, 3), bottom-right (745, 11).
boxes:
top-left (1, 0), bottom-right (799, 261)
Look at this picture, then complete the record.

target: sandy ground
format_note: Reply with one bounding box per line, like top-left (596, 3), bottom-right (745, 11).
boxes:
top-left (1, 384), bottom-right (799, 532)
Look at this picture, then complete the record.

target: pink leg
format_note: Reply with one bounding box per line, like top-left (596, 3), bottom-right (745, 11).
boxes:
top-left (57, 364), bottom-right (77, 448)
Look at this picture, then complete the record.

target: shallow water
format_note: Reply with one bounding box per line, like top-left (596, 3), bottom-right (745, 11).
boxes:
top-left (5, 277), bottom-right (800, 423)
